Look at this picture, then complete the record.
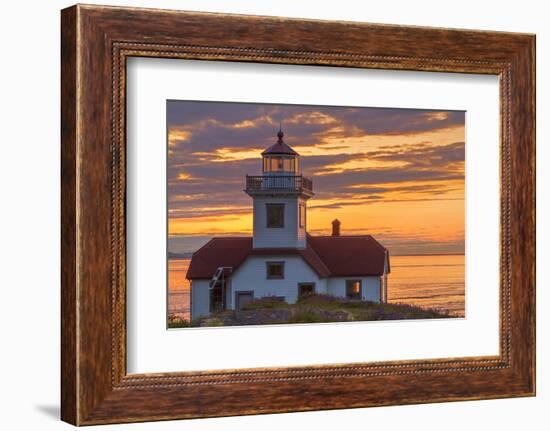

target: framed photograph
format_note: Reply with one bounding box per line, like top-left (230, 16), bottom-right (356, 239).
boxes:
top-left (165, 100), bottom-right (465, 329)
top-left (61, 4), bottom-right (535, 425)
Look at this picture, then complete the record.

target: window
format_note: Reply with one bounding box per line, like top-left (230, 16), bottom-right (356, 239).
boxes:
top-left (299, 203), bottom-right (306, 228)
top-left (266, 262), bottom-right (285, 279)
top-left (283, 158), bottom-right (292, 172)
top-left (346, 280), bottom-right (362, 300)
top-left (266, 203), bottom-right (284, 228)
top-left (298, 283), bottom-right (315, 298)
top-left (269, 156), bottom-right (283, 172)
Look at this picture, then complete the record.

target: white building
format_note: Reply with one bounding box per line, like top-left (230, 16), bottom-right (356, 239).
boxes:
top-left (187, 129), bottom-right (390, 319)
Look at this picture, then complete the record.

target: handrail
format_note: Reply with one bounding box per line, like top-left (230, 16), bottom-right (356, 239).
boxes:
top-left (245, 175), bottom-right (313, 194)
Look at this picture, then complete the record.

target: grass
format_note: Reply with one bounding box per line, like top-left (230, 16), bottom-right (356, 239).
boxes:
top-left (241, 296), bottom-right (289, 310)
top-left (167, 294), bottom-right (452, 328)
top-left (167, 314), bottom-right (191, 328)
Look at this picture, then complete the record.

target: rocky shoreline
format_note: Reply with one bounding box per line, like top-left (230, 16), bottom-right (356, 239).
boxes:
top-left (168, 294), bottom-right (451, 328)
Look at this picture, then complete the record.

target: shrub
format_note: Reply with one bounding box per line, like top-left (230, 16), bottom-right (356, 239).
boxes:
top-left (241, 296), bottom-right (289, 310)
top-left (288, 308), bottom-right (329, 324)
top-left (171, 297), bottom-right (452, 328)
top-left (167, 314), bottom-right (191, 328)
top-left (296, 293), bottom-right (341, 309)
top-left (202, 317), bottom-right (225, 327)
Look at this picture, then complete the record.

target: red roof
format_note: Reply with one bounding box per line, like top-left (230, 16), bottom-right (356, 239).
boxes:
top-left (186, 237), bottom-right (252, 280)
top-left (186, 235), bottom-right (388, 279)
top-left (261, 130), bottom-right (299, 156)
top-left (261, 141), bottom-right (299, 156)
top-left (307, 234), bottom-right (390, 276)
top-left (249, 244), bottom-right (331, 278)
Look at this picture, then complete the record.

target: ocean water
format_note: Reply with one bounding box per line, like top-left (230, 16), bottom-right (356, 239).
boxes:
top-left (387, 254), bottom-right (465, 317)
top-left (167, 254), bottom-right (465, 321)
top-left (167, 258), bottom-right (192, 320)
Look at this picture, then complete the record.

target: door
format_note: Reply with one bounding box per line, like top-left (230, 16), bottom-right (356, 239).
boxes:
top-left (235, 291), bottom-right (254, 310)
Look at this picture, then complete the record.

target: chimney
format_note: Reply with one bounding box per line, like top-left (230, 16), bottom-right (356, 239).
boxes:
top-left (331, 219), bottom-right (341, 236)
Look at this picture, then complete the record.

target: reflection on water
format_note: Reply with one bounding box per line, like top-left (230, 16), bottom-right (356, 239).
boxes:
top-left (387, 255), bottom-right (465, 317)
top-left (167, 254), bottom-right (465, 321)
top-left (167, 259), bottom-right (191, 320)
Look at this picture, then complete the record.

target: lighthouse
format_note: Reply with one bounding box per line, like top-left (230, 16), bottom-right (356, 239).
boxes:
top-left (187, 127), bottom-right (390, 318)
top-left (245, 128), bottom-right (314, 249)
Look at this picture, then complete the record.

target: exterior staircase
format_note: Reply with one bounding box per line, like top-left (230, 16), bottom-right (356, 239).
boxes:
top-left (209, 267), bottom-right (233, 312)
top-left (209, 267), bottom-right (232, 290)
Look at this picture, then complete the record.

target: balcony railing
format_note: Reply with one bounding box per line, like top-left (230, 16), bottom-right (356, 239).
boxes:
top-left (245, 175), bottom-right (313, 195)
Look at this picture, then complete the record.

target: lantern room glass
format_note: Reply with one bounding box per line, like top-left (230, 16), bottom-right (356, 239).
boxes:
top-left (263, 156), bottom-right (297, 174)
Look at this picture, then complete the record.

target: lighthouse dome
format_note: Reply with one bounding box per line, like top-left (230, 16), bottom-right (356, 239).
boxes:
top-left (261, 129), bottom-right (299, 156)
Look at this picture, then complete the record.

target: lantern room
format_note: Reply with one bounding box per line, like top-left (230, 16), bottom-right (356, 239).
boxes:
top-left (261, 129), bottom-right (299, 175)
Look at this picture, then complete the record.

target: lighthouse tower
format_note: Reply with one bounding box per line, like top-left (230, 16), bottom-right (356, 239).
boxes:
top-left (245, 129), bottom-right (314, 249)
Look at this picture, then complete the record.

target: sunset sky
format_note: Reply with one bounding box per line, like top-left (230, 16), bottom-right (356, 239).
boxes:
top-left (167, 101), bottom-right (465, 256)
